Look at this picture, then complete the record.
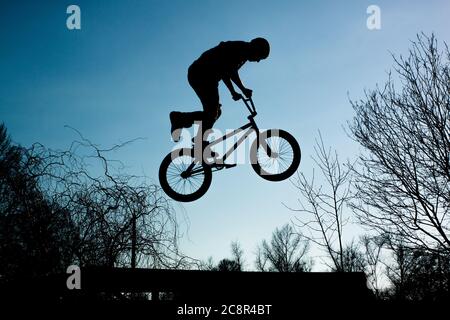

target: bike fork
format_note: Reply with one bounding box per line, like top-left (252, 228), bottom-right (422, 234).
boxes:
top-left (252, 120), bottom-right (274, 158)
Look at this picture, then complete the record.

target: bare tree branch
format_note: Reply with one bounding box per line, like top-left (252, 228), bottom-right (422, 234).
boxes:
top-left (349, 33), bottom-right (450, 253)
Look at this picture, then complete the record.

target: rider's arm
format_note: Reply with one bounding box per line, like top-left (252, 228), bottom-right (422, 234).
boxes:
top-left (223, 77), bottom-right (236, 95)
top-left (230, 70), bottom-right (252, 98)
top-left (230, 70), bottom-right (246, 92)
top-left (223, 77), bottom-right (242, 101)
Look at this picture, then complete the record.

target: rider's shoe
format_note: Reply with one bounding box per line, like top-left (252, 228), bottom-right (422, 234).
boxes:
top-left (170, 112), bottom-right (183, 142)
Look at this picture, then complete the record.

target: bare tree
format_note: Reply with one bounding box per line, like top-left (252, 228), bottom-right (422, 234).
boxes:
top-left (383, 236), bottom-right (450, 301)
top-left (1, 124), bottom-right (192, 280)
top-left (41, 131), bottom-right (190, 269)
top-left (255, 224), bottom-right (312, 272)
top-left (332, 240), bottom-right (366, 273)
top-left (288, 133), bottom-right (354, 271)
top-left (0, 124), bottom-right (75, 279)
top-left (360, 235), bottom-right (387, 296)
top-left (231, 241), bottom-right (244, 270)
top-left (215, 259), bottom-right (241, 272)
top-left (349, 33), bottom-right (450, 253)
top-left (199, 256), bottom-right (216, 271)
top-left (200, 241), bottom-right (244, 271)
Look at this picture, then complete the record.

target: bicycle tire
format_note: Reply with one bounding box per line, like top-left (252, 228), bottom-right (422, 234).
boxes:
top-left (250, 129), bottom-right (301, 181)
top-left (159, 148), bottom-right (212, 202)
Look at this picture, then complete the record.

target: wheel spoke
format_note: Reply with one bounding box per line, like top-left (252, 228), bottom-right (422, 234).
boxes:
top-left (258, 134), bottom-right (296, 175)
top-left (165, 155), bottom-right (206, 196)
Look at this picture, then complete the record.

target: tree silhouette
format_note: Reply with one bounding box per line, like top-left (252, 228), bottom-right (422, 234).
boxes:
top-left (255, 224), bottom-right (312, 272)
top-left (0, 124), bottom-right (190, 284)
top-left (288, 133), bottom-right (355, 272)
top-left (384, 237), bottom-right (450, 301)
top-left (349, 33), bottom-right (450, 253)
top-left (32, 130), bottom-right (188, 269)
top-left (201, 241), bottom-right (244, 271)
top-left (231, 241), bottom-right (244, 270)
top-left (0, 123), bottom-right (74, 280)
top-left (360, 235), bottom-right (387, 297)
top-left (216, 259), bottom-right (241, 272)
top-left (330, 240), bottom-right (366, 273)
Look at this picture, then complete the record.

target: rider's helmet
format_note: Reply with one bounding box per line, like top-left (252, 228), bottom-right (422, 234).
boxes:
top-left (249, 37), bottom-right (270, 61)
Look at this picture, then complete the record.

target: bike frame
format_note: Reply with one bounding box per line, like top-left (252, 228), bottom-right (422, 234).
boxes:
top-left (186, 97), bottom-right (269, 175)
top-left (206, 97), bottom-right (259, 162)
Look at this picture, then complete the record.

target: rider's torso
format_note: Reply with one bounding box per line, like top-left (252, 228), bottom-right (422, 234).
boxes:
top-left (189, 41), bottom-right (248, 82)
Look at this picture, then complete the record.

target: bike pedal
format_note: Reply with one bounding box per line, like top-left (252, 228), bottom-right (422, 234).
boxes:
top-left (222, 163), bottom-right (237, 169)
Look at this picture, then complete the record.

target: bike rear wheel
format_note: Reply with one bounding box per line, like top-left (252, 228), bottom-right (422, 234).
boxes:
top-left (250, 129), bottom-right (301, 181)
top-left (159, 148), bottom-right (212, 202)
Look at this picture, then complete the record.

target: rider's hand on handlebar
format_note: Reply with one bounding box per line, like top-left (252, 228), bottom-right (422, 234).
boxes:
top-left (232, 92), bottom-right (243, 101)
top-left (242, 88), bottom-right (253, 98)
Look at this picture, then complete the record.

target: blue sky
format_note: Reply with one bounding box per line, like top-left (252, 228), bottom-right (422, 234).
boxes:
top-left (1, 0), bottom-right (449, 269)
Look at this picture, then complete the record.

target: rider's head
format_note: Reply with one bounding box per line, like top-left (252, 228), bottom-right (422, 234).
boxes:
top-left (248, 37), bottom-right (270, 62)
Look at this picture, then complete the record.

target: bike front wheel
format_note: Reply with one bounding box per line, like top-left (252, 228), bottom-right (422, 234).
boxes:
top-left (159, 148), bottom-right (212, 202)
top-left (250, 129), bottom-right (301, 181)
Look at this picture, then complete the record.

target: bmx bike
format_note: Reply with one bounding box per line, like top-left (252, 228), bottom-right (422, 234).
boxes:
top-left (159, 97), bottom-right (301, 202)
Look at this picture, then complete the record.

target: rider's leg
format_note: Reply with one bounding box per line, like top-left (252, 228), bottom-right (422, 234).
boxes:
top-left (186, 70), bottom-right (220, 148)
top-left (170, 67), bottom-right (217, 141)
top-left (191, 104), bottom-right (220, 161)
top-left (192, 82), bottom-right (220, 147)
top-left (193, 99), bottom-right (221, 162)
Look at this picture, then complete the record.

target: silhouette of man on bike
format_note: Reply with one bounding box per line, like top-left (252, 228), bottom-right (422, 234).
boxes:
top-left (170, 38), bottom-right (270, 144)
top-left (160, 38), bottom-right (301, 202)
